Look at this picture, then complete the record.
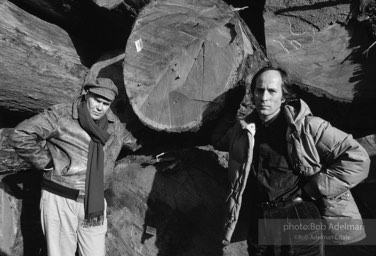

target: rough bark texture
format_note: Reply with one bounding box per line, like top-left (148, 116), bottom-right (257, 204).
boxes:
top-left (0, 0), bottom-right (87, 113)
top-left (123, 0), bottom-right (267, 132)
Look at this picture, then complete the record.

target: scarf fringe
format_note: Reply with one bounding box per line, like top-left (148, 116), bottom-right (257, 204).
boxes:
top-left (82, 213), bottom-right (104, 227)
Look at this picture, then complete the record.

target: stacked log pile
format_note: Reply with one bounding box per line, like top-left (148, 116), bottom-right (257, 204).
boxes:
top-left (0, 1), bottom-right (87, 113)
top-left (0, 0), bottom-right (376, 255)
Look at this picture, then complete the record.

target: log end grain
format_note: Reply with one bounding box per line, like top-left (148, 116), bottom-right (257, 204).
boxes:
top-left (123, 0), bottom-right (262, 132)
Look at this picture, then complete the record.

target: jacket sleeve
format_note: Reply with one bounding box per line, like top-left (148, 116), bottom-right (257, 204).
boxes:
top-left (10, 107), bottom-right (59, 170)
top-left (121, 124), bottom-right (141, 152)
top-left (303, 117), bottom-right (370, 199)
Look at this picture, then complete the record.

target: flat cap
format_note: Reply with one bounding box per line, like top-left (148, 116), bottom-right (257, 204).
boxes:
top-left (84, 78), bottom-right (118, 101)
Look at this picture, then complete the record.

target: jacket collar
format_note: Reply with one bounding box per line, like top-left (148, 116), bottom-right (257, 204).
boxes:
top-left (72, 95), bottom-right (117, 122)
top-left (283, 99), bottom-right (312, 127)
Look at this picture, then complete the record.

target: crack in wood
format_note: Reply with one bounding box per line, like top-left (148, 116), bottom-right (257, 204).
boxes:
top-left (201, 41), bottom-right (205, 99)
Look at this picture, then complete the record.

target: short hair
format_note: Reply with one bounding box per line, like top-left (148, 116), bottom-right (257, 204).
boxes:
top-left (249, 66), bottom-right (295, 101)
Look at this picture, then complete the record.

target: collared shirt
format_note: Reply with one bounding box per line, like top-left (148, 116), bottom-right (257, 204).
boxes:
top-left (247, 111), bottom-right (302, 203)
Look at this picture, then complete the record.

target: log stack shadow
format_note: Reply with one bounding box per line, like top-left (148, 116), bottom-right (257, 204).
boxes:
top-left (105, 147), bottom-right (232, 256)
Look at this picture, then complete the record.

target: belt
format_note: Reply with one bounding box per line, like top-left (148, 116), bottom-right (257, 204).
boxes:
top-left (42, 179), bottom-right (84, 202)
top-left (258, 197), bottom-right (303, 209)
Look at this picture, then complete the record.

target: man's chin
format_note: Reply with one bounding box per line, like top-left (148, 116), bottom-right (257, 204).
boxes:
top-left (257, 110), bottom-right (271, 116)
top-left (90, 114), bottom-right (102, 120)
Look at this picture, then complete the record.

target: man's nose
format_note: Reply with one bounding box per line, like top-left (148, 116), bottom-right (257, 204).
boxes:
top-left (97, 103), bottom-right (103, 111)
top-left (261, 91), bottom-right (270, 100)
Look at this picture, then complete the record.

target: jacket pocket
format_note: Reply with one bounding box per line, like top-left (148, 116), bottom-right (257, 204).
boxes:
top-left (320, 190), bottom-right (365, 244)
top-left (321, 190), bottom-right (355, 216)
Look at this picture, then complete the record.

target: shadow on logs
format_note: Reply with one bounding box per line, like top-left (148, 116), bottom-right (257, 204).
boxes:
top-left (1, 169), bottom-right (46, 256)
top-left (105, 147), bottom-right (236, 256)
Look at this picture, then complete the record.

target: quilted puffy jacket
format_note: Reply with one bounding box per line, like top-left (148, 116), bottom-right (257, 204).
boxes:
top-left (212, 99), bottom-right (370, 245)
top-left (11, 96), bottom-right (140, 193)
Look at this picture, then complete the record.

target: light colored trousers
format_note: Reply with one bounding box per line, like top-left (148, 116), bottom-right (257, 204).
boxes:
top-left (40, 190), bottom-right (107, 256)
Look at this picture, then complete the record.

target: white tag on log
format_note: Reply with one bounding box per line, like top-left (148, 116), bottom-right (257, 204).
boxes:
top-left (135, 39), bottom-right (143, 52)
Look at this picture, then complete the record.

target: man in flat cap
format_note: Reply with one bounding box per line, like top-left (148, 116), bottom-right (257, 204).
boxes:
top-left (11, 77), bottom-right (141, 256)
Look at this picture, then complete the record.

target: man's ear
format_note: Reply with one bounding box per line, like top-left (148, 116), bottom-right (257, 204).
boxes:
top-left (84, 91), bottom-right (89, 101)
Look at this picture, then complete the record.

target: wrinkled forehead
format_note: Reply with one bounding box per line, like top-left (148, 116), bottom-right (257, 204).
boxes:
top-left (255, 70), bottom-right (283, 88)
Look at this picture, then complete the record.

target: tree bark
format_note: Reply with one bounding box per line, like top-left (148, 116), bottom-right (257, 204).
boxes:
top-left (0, 1), bottom-right (88, 113)
top-left (123, 0), bottom-right (267, 132)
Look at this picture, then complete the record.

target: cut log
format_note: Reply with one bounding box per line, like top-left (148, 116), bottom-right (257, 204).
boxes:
top-left (265, 15), bottom-right (376, 102)
top-left (123, 0), bottom-right (267, 132)
top-left (0, 1), bottom-right (88, 113)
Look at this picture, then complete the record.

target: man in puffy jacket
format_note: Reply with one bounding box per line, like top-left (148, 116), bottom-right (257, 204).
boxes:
top-left (212, 66), bottom-right (370, 256)
top-left (11, 77), bottom-right (141, 256)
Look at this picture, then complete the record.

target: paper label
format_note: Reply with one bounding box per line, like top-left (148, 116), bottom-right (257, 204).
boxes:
top-left (135, 39), bottom-right (143, 52)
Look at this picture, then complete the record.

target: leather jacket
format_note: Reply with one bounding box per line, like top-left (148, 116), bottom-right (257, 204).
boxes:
top-left (11, 96), bottom-right (140, 193)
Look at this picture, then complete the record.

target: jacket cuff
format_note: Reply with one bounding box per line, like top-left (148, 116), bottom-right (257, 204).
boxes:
top-left (303, 181), bottom-right (322, 200)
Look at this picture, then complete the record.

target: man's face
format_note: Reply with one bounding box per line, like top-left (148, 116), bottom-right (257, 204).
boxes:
top-left (86, 93), bottom-right (112, 120)
top-left (253, 70), bottom-right (284, 122)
